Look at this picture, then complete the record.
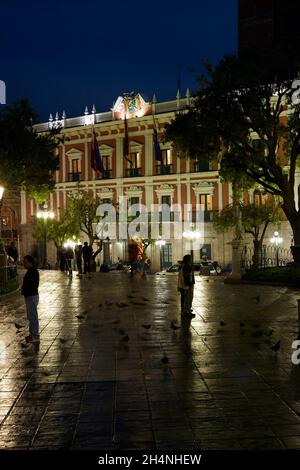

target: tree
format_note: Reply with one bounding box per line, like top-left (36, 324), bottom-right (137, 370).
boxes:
top-left (0, 99), bottom-right (60, 195)
top-left (164, 47), bottom-right (300, 265)
top-left (214, 202), bottom-right (280, 268)
top-left (67, 190), bottom-right (103, 269)
top-left (32, 215), bottom-right (80, 267)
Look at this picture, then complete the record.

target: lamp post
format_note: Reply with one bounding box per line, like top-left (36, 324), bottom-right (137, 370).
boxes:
top-left (37, 204), bottom-right (54, 268)
top-left (156, 237), bottom-right (166, 271)
top-left (183, 225), bottom-right (201, 262)
top-left (270, 231), bottom-right (283, 267)
top-left (0, 186), bottom-right (5, 242)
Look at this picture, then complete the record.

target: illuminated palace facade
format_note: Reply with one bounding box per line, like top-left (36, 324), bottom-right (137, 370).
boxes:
top-left (20, 91), bottom-right (293, 270)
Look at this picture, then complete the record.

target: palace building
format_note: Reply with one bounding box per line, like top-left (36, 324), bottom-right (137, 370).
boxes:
top-left (19, 90), bottom-right (293, 271)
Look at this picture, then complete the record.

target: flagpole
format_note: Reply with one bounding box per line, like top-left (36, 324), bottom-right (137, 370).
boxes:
top-left (123, 100), bottom-right (132, 167)
top-left (152, 110), bottom-right (167, 175)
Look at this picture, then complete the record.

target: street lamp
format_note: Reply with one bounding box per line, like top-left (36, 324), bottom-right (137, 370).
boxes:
top-left (183, 225), bottom-right (201, 262)
top-left (37, 204), bottom-right (54, 268)
top-left (270, 231), bottom-right (283, 267)
top-left (0, 186), bottom-right (5, 241)
top-left (156, 237), bottom-right (166, 271)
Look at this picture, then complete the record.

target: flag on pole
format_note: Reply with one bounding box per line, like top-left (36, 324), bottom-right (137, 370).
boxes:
top-left (153, 128), bottom-right (162, 162)
top-left (123, 114), bottom-right (132, 166)
top-left (91, 131), bottom-right (104, 173)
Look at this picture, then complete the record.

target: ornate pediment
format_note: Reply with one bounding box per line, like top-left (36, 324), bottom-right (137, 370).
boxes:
top-left (97, 187), bottom-right (114, 199)
top-left (155, 184), bottom-right (175, 196)
top-left (124, 186), bottom-right (143, 195)
top-left (99, 144), bottom-right (114, 155)
top-left (65, 148), bottom-right (83, 159)
top-left (192, 181), bottom-right (215, 195)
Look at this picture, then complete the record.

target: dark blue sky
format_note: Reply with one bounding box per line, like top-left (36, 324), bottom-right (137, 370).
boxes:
top-left (0, 0), bottom-right (237, 122)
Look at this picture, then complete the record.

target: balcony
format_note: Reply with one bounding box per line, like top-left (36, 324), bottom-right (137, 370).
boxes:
top-left (194, 161), bottom-right (211, 172)
top-left (97, 169), bottom-right (112, 180)
top-left (125, 168), bottom-right (142, 177)
top-left (188, 210), bottom-right (216, 222)
top-left (156, 164), bottom-right (173, 175)
top-left (68, 172), bottom-right (81, 182)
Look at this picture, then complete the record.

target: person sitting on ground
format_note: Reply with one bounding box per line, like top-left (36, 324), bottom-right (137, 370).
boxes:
top-left (100, 260), bottom-right (110, 272)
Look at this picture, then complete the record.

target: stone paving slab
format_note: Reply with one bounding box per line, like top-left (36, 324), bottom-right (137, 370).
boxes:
top-left (0, 271), bottom-right (299, 450)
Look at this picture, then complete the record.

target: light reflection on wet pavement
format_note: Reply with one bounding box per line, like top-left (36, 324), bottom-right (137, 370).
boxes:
top-left (0, 271), bottom-right (300, 450)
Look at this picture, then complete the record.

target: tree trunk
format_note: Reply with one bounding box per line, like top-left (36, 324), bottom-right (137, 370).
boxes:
top-left (252, 239), bottom-right (263, 269)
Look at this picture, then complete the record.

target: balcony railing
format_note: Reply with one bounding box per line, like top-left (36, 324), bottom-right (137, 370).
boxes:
top-left (68, 172), bottom-right (81, 182)
top-left (194, 161), bottom-right (211, 172)
top-left (97, 170), bottom-right (112, 179)
top-left (188, 210), bottom-right (217, 222)
top-left (125, 168), bottom-right (142, 177)
top-left (156, 164), bottom-right (173, 175)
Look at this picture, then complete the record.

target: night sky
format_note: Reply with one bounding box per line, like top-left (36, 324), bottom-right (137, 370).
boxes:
top-left (0, 0), bottom-right (237, 122)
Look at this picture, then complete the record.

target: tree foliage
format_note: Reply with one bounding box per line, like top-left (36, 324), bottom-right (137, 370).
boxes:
top-left (164, 47), bottom-right (300, 245)
top-left (32, 216), bottom-right (80, 247)
top-left (0, 99), bottom-right (60, 196)
top-left (67, 189), bottom-right (101, 246)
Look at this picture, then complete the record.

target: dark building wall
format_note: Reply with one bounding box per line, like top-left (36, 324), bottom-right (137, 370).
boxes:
top-left (239, 0), bottom-right (300, 55)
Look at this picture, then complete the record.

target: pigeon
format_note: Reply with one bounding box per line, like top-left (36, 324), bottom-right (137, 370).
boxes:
top-left (76, 315), bottom-right (84, 319)
top-left (171, 320), bottom-right (181, 330)
top-left (59, 338), bottom-right (67, 344)
top-left (121, 334), bottom-right (130, 342)
top-left (240, 323), bottom-right (245, 327)
top-left (204, 337), bottom-right (207, 341)
top-left (271, 341), bottom-right (281, 352)
top-left (255, 295), bottom-right (260, 304)
top-left (98, 303), bottom-right (103, 308)
top-left (142, 324), bottom-right (151, 330)
top-left (117, 302), bottom-right (128, 308)
top-left (14, 323), bottom-right (23, 330)
top-left (220, 321), bottom-right (226, 327)
top-left (142, 298), bottom-right (150, 302)
top-left (161, 355), bottom-right (169, 364)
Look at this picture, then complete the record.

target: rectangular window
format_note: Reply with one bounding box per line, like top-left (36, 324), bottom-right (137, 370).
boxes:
top-left (161, 149), bottom-right (172, 165)
top-left (129, 152), bottom-right (141, 169)
top-left (71, 159), bottom-right (81, 173)
top-left (254, 191), bottom-right (267, 206)
top-left (200, 194), bottom-right (212, 211)
top-left (161, 195), bottom-right (171, 207)
top-left (102, 155), bottom-right (111, 170)
top-left (130, 197), bottom-right (140, 206)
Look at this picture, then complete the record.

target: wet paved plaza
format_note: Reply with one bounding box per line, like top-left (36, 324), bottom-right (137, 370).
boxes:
top-left (0, 271), bottom-right (300, 450)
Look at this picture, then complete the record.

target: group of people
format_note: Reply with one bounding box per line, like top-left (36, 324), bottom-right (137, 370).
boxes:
top-left (59, 242), bottom-right (93, 277)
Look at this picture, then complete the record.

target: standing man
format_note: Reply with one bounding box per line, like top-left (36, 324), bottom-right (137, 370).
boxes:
top-left (82, 242), bottom-right (93, 275)
top-left (75, 242), bottom-right (83, 276)
top-left (21, 255), bottom-right (40, 343)
top-left (65, 245), bottom-right (74, 278)
top-left (182, 254), bottom-right (196, 318)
